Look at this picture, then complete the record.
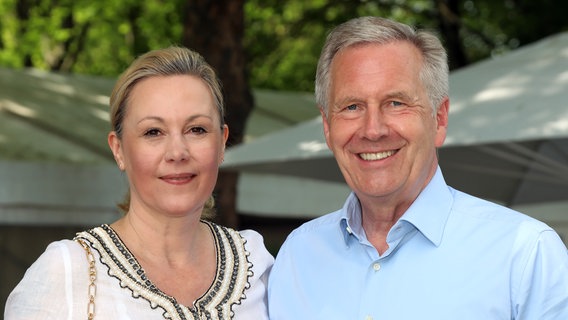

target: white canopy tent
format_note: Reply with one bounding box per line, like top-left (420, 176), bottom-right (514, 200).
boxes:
top-left (0, 67), bottom-right (322, 225)
top-left (0, 68), bottom-right (124, 225)
top-left (222, 31), bottom-right (568, 233)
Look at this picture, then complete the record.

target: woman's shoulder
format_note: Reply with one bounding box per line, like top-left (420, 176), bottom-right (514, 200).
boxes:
top-left (205, 221), bottom-right (274, 265)
top-left (36, 239), bottom-right (84, 265)
top-left (26, 238), bottom-right (91, 283)
top-left (238, 229), bottom-right (274, 263)
top-left (204, 223), bottom-right (273, 320)
top-left (239, 229), bottom-right (275, 278)
top-left (4, 239), bottom-right (87, 318)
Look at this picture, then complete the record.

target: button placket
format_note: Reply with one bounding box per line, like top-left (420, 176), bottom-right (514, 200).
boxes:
top-left (372, 262), bottom-right (381, 271)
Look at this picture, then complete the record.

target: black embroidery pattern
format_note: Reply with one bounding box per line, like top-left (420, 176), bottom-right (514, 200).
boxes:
top-left (74, 221), bottom-right (253, 320)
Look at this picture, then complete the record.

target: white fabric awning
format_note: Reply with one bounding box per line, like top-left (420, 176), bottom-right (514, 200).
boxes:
top-left (0, 68), bottom-right (320, 224)
top-left (223, 31), bottom-right (568, 210)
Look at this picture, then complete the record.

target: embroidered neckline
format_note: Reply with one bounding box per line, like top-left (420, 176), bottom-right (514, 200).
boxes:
top-left (74, 221), bottom-right (253, 320)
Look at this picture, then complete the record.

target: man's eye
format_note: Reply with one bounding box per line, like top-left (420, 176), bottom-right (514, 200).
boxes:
top-left (346, 104), bottom-right (358, 111)
top-left (391, 101), bottom-right (404, 107)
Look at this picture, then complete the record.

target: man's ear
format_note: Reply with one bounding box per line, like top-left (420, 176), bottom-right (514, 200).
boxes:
top-left (319, 107), bottom-right (332, 150)
top-left (434, 97), bottom-right (449, 148)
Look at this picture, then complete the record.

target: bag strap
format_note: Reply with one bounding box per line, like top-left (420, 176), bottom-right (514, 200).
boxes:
top-left (76, 239), bottom-right (97, 320)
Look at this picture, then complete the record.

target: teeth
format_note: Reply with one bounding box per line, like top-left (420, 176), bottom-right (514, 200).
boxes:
top-left (359, 150), bottom-right (395, 161)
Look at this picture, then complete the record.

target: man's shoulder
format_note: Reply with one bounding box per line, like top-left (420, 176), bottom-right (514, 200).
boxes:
top-left (450, 187), bottom-right (553, 232)
top-left (285, 209), bottom-right (344, 241)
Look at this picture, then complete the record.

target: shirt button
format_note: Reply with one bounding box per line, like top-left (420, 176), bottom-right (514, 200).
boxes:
top-left (372, 263), bottom-right (381, 271)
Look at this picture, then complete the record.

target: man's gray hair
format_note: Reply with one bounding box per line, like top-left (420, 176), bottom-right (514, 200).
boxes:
top-left (315, 16), bottom-right (449, 116)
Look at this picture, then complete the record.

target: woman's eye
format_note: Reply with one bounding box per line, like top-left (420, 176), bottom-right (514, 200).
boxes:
top-left (189, 126), bottom-right (207, 135)
top-left (144, 128), bottom-right (161, 137)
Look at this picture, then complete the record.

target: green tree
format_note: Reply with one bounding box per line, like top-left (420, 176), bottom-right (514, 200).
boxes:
top-left (3, 0), bottom-right (568, 87)
top-left (244, 0), bottom-right (568, 91)
top-left (0, 0), bottom-right (185, 75)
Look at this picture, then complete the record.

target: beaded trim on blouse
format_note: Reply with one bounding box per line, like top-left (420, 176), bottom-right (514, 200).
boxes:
top-left (74, 222), bottom-right (253, 320)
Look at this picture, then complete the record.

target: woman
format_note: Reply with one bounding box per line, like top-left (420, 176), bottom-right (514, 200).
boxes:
top-left (5, 46), bottom-right (273, 320)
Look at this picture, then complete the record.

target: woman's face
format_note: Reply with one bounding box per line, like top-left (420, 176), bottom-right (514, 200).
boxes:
top-left (109, 75), bottom-right (228, 218)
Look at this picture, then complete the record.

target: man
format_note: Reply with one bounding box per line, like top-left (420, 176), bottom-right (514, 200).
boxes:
top-left (267, 16), bottom-right (568, 320)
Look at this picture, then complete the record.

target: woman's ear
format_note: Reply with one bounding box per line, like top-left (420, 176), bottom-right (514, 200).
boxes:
top-left (220, 124), bottom-right (229, 164)
top-left (222, 124), bottom-right (229, 145)
top-left (108, 131), bottom-right (125, 171)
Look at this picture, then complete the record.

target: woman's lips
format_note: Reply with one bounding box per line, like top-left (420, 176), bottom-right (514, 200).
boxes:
top-left (160, 173), bottom-right (196, 184)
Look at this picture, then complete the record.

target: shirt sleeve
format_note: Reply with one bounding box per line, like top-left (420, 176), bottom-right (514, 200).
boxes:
top-left (4, 240), bottom-right (85, 320)
top-left (514, 229), bottom-right (568, 319)
top-left (231, 229), bottom-right (274, 320)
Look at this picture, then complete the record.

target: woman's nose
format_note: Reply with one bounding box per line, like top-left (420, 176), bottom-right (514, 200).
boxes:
top-left (165, 134), bottom-right (189, 162)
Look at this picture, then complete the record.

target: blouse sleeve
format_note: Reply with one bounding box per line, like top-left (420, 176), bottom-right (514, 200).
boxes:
top-left (232, 229), bottom-right (274, 320)
top-left (4, 240), bottom-right (87, 320)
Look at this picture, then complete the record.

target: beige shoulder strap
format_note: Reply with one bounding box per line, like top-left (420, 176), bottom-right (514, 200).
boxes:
top-left (75, 239), bottom-right (97, 320)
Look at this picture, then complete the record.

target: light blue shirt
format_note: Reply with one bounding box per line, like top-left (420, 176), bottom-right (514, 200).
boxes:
top-left (268, 167), bottom-right (568, 320)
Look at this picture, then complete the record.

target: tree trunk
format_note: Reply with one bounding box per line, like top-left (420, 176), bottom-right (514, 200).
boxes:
top-left (15, 0), bottom-right (33, 67)
top-left (436, 0), bottom-right (468, 70)
top-left (181, 0), bottom-right (253, 228)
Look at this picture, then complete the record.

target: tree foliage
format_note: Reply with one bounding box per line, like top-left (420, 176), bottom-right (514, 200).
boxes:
top-left (0, 0), bottom-right (185, 75)
top-left (1, 0), bottom-right (567, 91)
top-left (243, 0), bottom-right (568, 91)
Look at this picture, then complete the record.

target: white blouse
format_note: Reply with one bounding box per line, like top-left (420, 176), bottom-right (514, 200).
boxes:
top-left (5, 222), bottom-right (274, 320)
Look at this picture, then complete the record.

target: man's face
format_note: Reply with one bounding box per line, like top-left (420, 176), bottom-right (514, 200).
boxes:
top-left (322, 41), bottom-right (448, 208)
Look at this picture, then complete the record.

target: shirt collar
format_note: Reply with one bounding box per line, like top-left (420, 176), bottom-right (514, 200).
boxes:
top-left (340, 193), bottom-right (363, 245)
top-left (339, 166), bottom-right (453, 247)
top-left (400, 166), bottom-right (453, 246)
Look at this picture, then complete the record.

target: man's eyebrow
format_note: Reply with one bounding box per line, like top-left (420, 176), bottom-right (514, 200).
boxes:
top-left (384, 91), bottom-right (414, 101)
top-left (332, 96), bottom-right (361, 108)
top-left (332, 91), bottom-right (415, 108)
